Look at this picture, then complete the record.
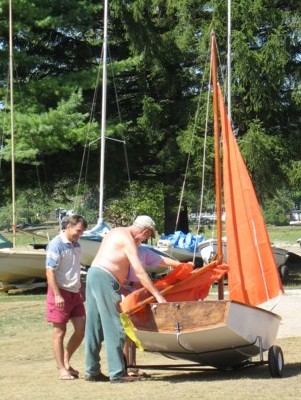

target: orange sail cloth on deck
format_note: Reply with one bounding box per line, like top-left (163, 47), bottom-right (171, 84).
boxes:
top-left (120, 261), bottom-right (229, 314)
top-left (218, 85), bottom-right (284, 306)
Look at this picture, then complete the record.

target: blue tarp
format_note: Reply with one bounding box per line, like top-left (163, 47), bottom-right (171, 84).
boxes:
top-left (81, 220), bottom-right (111, 242)
top-left (0, 233), bottom-right (13, 249)
top-left (159, 231), bottom-right (205, 252)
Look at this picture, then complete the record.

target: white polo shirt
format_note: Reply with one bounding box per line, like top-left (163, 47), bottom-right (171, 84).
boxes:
top-left (46, 232), bottom-right (81, 293)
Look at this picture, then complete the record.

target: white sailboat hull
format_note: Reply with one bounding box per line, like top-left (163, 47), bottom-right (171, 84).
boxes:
top-left (80, 238), bottom-right (101, 267)
top-left (155, 238), bottom-right (227, 263)
top-left (0, 247), bottom-right (46, 283)
top-left (156, 239), bottom-right (288, 268)
top-left (130, 300), bottom-right (281, 368)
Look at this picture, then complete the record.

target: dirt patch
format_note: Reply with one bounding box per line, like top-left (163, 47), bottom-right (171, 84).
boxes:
top-left (274, 290), bottom-right (301, 339)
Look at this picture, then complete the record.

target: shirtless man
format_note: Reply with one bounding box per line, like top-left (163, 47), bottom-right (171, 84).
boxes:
top-left (84, 215), bottom-right (166, 383)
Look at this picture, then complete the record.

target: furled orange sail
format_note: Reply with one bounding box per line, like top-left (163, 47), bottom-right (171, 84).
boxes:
top-left (120, 261), bottom-right (228, 313)
top-left (218, 84), bottom-right (284, 306)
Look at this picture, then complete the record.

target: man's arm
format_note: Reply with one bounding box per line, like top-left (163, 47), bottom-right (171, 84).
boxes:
top-left (125, 245), bottom-right (166, 303)
top-left (159, 256), bottom-right (181, 268)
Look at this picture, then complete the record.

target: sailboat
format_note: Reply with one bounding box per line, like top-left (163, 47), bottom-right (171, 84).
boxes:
top-left (0, 1), bottom-right (46, 287)
top-left (120, 33), bottom-right (285, 377)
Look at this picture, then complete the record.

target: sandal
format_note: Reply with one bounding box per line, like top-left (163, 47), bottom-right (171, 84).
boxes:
top-left (59, 373), bottom-right (75, 381)
top-left (128, 369), bottom-right (151, 378)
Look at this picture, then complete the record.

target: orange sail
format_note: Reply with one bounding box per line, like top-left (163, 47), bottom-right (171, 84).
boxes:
top-left (218, 84), bottom-right (284, 306)
top-left (120, 261), bottom-right (229, 313)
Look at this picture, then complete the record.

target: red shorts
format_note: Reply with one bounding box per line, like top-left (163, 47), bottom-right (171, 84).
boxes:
top-left (47, 287), bottom-right (85, 324)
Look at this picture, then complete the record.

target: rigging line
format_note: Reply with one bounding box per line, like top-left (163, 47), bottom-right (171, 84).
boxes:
top-left (174, 44), bottom-right (212, 234)
top-left (123, 141), bottom-right (131, 186)
top-left (107, 44), bottom-right (134, 216)
top-left (74, 47), bottom-right (104, 211)
top-left (0, 70), bottom-right (10, 173)
top-left (107, 45), bottom-right (123, 126)
top-left (107, 45), bottom-right (133, 201)
top-left (75, 46), bottom-right (133, 212)
top-left (85, 135), bottom-right (131, 184)
top-left (193, 58), bottom-right (213, 262)
top-left (216, 42), bottom-right (227, 109)
top-left (193, 38), bottom-right (228, 246)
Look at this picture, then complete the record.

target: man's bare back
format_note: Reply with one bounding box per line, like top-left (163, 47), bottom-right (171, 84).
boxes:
top-left (91, 219), bottom-right (166, 303)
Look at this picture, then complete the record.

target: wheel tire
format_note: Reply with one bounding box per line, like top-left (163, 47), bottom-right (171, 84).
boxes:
top-left (268, 345), bottom-right (284, 377)
top-left (279, 265), bottom-right (289, 282)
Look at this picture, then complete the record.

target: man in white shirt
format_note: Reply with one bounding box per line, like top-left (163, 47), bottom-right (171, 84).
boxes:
top-left (46, 214), bottom-right (87, 381)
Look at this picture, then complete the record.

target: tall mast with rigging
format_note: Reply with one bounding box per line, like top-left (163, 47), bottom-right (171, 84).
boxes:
top-left (9, 0), bottom-right (16, 247)
top-left (98, 0), bottom-right (109, 223)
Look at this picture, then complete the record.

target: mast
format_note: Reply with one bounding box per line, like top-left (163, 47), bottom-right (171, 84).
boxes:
top-left (9, 0), bottom-right (16, 247)
top-left (98, 0), bottom-right (108, 223)
top-left (211, 33), bottom-right (224, 299)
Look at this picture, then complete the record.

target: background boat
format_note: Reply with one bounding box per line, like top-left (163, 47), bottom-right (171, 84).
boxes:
top-left (155, 236), bottom-right (289, 281)
top-left (0, 1), bottom-right (46, 287)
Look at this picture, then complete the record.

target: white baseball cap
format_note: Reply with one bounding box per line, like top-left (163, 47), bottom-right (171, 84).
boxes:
top-left (133, 215), bottom-right (156, 238)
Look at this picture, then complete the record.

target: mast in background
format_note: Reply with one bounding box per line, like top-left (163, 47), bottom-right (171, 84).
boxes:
top-left (9, 0), bottom-right (16, 247)
top-left (98, 0), bottom-right (108, 223)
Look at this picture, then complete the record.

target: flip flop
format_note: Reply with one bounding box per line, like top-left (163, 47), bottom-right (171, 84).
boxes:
top-left (59, 373), bottom-right (75, 381)
top-left (128, 369), bottom-right (151, 378)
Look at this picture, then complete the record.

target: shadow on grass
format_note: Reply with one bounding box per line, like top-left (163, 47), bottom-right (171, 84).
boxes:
top-left (141, 361), bottom-right (301, 382)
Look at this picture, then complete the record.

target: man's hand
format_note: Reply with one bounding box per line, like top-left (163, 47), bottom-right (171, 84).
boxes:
top-left (54, 294), bottom-right (65, 309)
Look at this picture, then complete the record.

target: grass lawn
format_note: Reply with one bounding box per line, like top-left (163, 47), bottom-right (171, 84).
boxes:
top-left (267, 225), bottom-right (301, 243)
top-left (1, 224), bottom-right (301, 398)
top-left (0, 295), bottom-right (300, 400)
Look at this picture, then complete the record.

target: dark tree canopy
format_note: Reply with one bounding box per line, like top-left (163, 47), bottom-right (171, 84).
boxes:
top-left (0, 0), bottom-right (301, 230)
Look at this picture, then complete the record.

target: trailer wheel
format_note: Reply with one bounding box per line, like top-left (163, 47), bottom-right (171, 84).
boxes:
top-left (279, 265), bottom-right (289, 282)
top-left (268, 345), bottom-right (284, 377)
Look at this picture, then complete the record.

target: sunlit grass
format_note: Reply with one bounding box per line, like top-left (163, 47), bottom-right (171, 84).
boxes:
top-left (0, 297), bottom-right (300, 400)
top-left (267, 225), bottom-right (301, 243)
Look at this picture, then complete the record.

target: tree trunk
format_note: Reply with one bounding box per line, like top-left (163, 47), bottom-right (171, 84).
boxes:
top-left (164, 194), bottom-right (189, 235)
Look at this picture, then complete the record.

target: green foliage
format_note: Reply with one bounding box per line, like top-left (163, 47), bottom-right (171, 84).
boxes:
top-left (1, 0), bottom-right (301, 226)
top-left (104, 181), bottom-right (165, 233)
top-left (0, 188), bottom-right (53, 229)
top-left (75, 186), bottom-right (100, 224)
top-left (263, 200), bottom-right (291, 226)
top-left (74, 181), bottom-right (165, 232)
top-left (239, 121), bottom-right (287, 202)
top-left (287, 160), bottom-right (301, 188)
top-left (0, 204), bottom-right (12, 230)
top-left (1, 91), bottom-right (98, 162)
